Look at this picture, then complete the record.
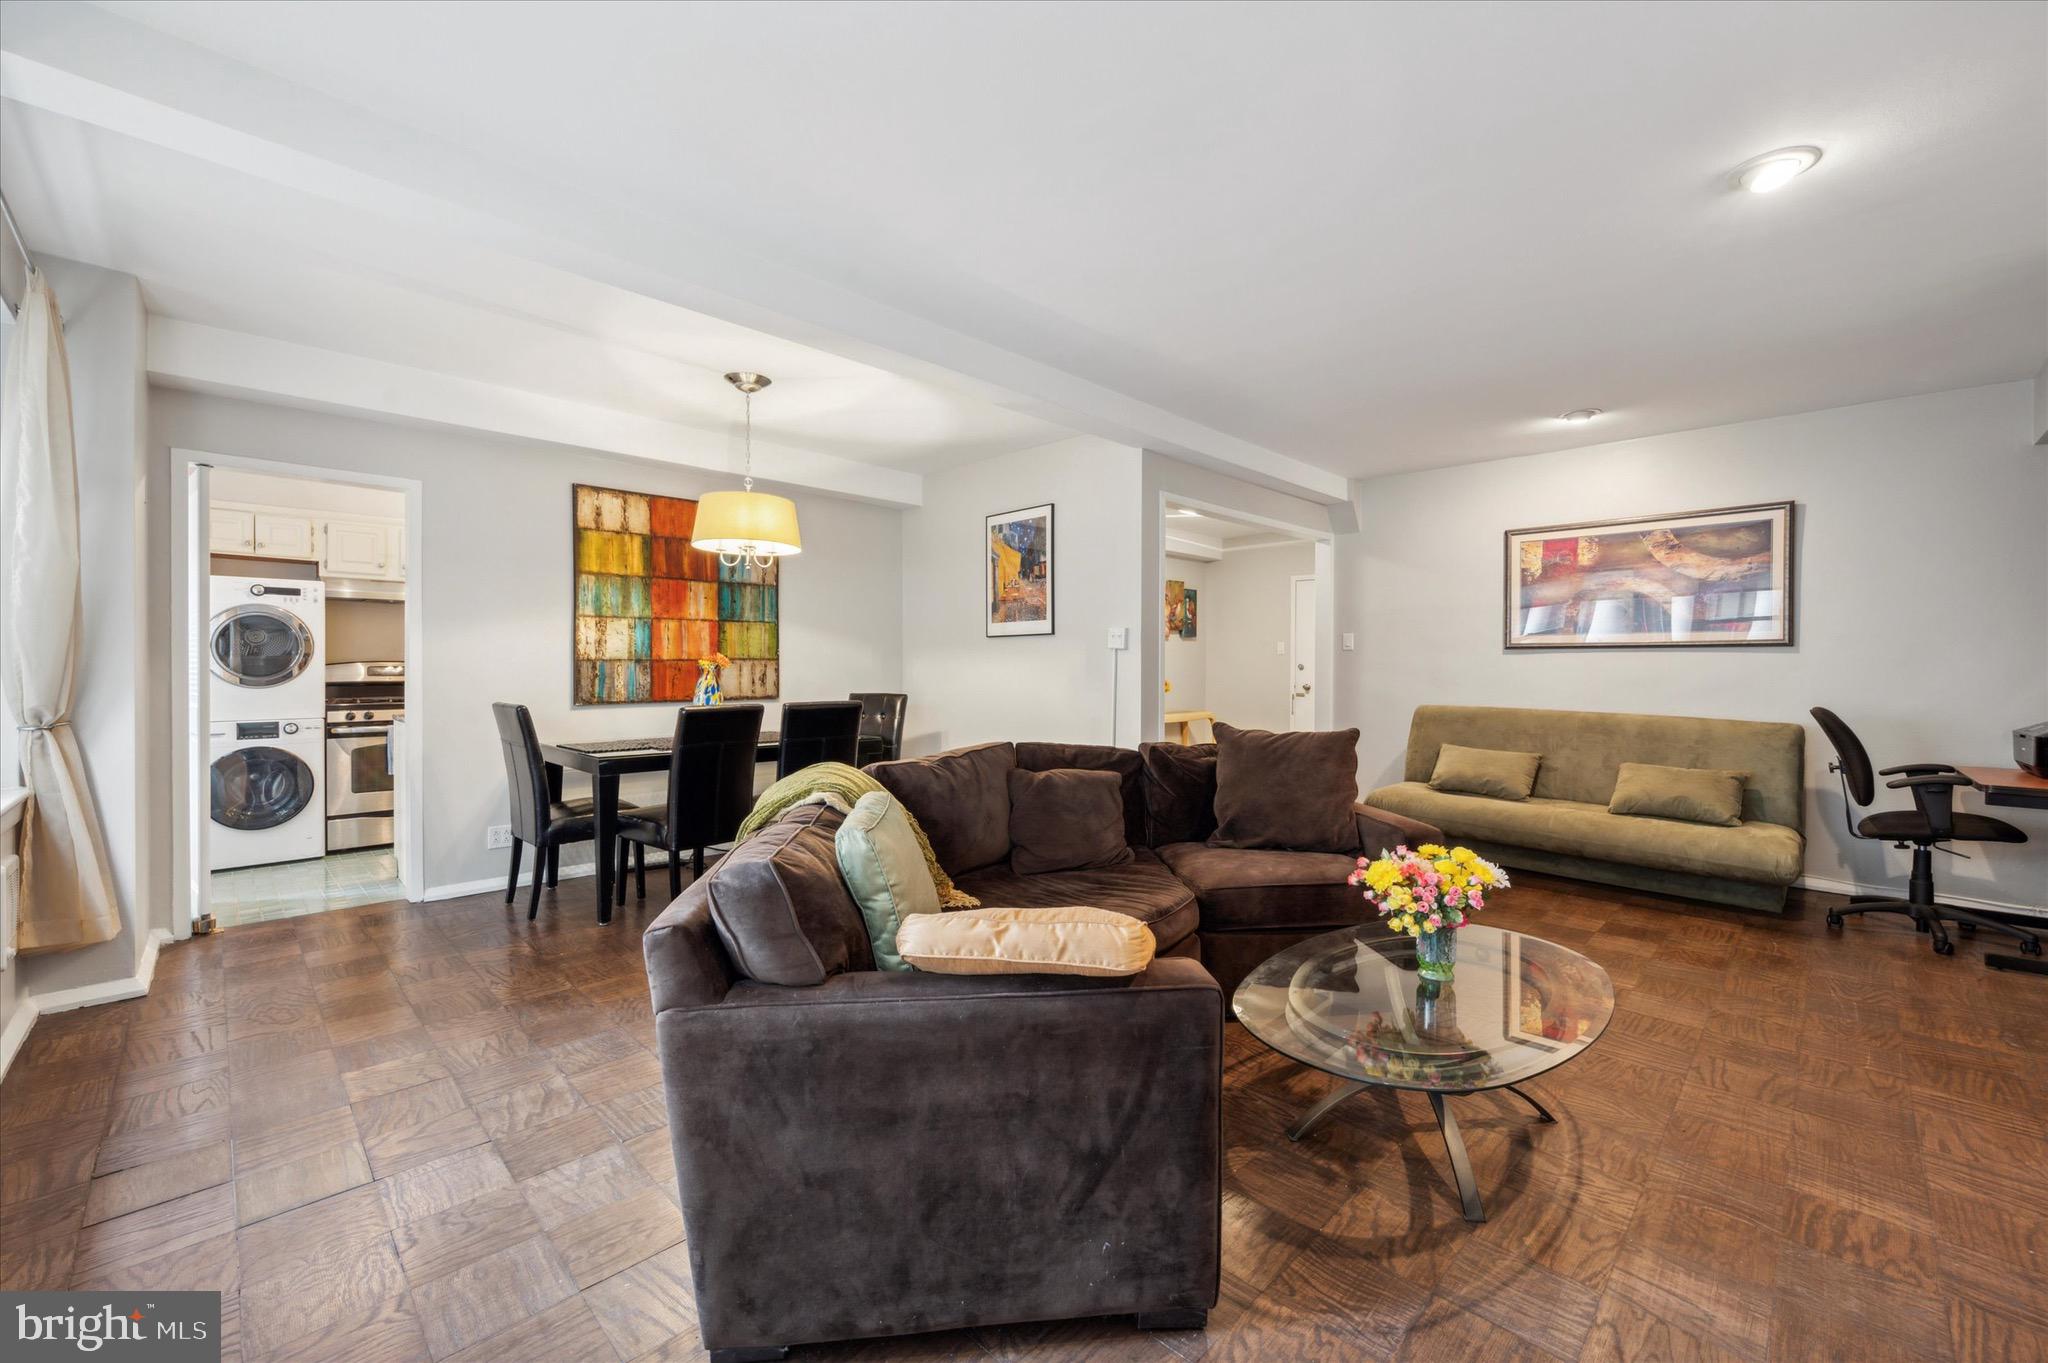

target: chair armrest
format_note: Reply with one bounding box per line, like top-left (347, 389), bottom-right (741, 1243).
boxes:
top-left (654, 960), bottom-right (1223, 1349)
top-left (1879, 763), bottom-right (1959, 776)
top-left (1885, 774), bottom-right (1968, 790)
top-left (1355, 801), bottom-right (1442, 856)
top-left (1886, 774), bottom-right (1959, 836)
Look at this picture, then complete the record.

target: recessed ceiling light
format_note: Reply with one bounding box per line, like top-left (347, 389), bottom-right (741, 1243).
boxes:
top-left (1167, 508), bottom-right (1204, 518)
top-left (1731, 145), bottom-right (1822, 194)
top-left (1557, 408), bottom-right (1604, 423)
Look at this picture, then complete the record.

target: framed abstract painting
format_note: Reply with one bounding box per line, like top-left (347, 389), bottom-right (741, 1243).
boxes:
top-left (1503, 501), bottom-right (1794, 649)
top-left (987, 503), bottom-right (1054, 636)
top-left (572, 483), bottom-right (781, 704)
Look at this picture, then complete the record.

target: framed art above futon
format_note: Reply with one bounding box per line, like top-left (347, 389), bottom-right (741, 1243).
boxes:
top-left (1504, 500), bottom-right (1794, 649)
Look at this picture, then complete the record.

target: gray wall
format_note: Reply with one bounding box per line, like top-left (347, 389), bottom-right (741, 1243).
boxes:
top-left (1336, 381), bottom-right (2048, 911)
top-left (1203, 540), bottom-right (1316, 732)
top-left (152, 388), bottom-right (904, 895)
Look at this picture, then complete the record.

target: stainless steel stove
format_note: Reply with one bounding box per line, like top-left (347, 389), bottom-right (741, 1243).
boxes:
top-left (325, 662), bottom-right (403, 852)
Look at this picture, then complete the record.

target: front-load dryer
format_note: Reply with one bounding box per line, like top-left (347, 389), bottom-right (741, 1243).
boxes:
top-left (209, 576), bottom-right (324, 722)
top-left (209, 718), bottom-right (326, 870)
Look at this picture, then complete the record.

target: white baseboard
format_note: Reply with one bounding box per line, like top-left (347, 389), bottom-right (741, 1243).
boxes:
top-left (0, 928), bottom-right (173, 1081)
top-left (1796, 874), bottom-right (2045, 920)
top-left (424, 850), bottom-right (677, 904)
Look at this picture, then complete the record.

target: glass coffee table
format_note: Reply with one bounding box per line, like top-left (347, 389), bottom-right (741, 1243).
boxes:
top-left (1232, 923), bottom-right (1614, 1222)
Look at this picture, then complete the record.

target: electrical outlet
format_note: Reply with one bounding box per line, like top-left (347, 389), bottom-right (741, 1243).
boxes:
top-left (485, 824), bottom-right (512, 850)
top-left (1106, 627), bottom-right (1128, 650)
top-left (1342, 632), bottom-right (1356, 651)
top-left (1275, 640), bottom-right (1286, 655)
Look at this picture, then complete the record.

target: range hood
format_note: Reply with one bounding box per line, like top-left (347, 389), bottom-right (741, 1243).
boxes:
top-left (323, 576), bottom-right (406, 602)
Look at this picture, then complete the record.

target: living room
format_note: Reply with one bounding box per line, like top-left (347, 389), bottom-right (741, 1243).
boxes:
top-left (2, 4), bottom-right (2044, 1362)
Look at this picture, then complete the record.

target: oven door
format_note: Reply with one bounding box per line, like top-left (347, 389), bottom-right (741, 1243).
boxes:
top-left (327, 726), bottom-right (396, 816)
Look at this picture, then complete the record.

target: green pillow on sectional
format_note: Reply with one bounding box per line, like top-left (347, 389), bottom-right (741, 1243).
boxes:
top-left (1428, 744), bottom-right (1542, 801)
top-left (835, 791), bottom-right (941, 972)
top-left (1608, 762), bottom-right (1745, 827)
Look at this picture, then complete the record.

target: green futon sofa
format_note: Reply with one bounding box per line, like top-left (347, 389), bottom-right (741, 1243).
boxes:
top-left (1364, 704), bottom-right (1805, 911)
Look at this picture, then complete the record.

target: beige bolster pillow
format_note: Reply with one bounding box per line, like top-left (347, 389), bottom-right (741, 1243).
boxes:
top-left (896, 905), bottom-right (1156, 977)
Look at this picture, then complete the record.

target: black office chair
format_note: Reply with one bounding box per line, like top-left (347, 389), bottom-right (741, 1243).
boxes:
top-left (1810, 707), bottom-right (2040, 957)
top-left (776, 700), bottom-right (863, 779)
top-left (613, 704), bottom-right (764, 904)
top-left (492, 702), bottom-right (599, 921)
top-left (850, 691), bottom-right (907, 767)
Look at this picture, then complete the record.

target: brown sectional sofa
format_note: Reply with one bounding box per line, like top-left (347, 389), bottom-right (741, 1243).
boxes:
top-left (643, 735), bottom-right (1439, 1359)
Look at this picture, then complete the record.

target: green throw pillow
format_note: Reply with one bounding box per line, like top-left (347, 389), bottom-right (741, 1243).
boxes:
top-left (1428, 744), bottom-right (1542, 801)
top-left (835, 791), bottom-right (941, 972)
top-left (1608, 763), bottom-right (1745, 827)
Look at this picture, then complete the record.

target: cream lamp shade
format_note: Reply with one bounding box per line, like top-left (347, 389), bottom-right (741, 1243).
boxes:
top-left (691, 488), bottom-right (803, 558)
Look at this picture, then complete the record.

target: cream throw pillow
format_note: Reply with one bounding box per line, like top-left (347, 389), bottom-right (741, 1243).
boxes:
top-left (835, 791), bottom-right (941, 972)
top-left (896, 906), bottom-right (1156, 977)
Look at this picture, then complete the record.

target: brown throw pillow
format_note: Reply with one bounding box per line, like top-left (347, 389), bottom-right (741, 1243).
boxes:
top-left (1428, 744), bottom-right (1541, 801)
top-left (1608, 762), bottom-right (1745, 827)
top-left (1207, 722), bottom-right (1361, 854)
top-left (1139, 741), bottom-right (1218, 846)
top-left (1007, 768), bottom-right (1136, 876)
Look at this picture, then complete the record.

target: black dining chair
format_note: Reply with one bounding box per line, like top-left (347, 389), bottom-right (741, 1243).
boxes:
top-left (491, 702), bottom-right (600, 921)
top-left (850, 692), bottom-right (907, 767)
top-left (613, 703), bottom-right (765, 904)
top-left (776, 700), bottom-right (863, 779)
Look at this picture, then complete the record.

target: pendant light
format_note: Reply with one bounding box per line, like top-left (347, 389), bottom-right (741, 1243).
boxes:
top-left (691, 371), bottom-right (803, 568)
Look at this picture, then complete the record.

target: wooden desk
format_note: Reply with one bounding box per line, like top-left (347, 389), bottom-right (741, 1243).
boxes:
top-left (1163, 710), bottom-right (1216, 745)
top-left (1957, 765), bottom-right (2048, 812)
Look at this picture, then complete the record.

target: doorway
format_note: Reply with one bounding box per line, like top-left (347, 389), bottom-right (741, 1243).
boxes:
top-left (173, 451), bottom-right (426, 938)
top-left (1159, 498), bottom-right (1330, 742)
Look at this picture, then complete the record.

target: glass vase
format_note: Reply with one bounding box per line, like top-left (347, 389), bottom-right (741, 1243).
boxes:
top-left (1415, 927), bottom-right (1457, 982)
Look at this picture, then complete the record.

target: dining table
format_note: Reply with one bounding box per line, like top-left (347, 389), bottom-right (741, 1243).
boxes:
top-left (540, 729), bottom-right (886, 922)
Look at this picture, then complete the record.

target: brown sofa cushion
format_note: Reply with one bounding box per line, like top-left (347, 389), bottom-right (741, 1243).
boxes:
top-left (1017, 741), bottom-right (1146, 848)
top-left (869, 742), bottom-right (1016, 875)
top-left (703, 803), bottom-right (876, 985)
top-left (1208, 723), bottom-right (1361, 854)
top-left (1429, 743), bottom-right (1541, 800)
top-left (1608, 762), bottom-right (1745, 827)
top-left (1140, 742), bottom-right (1217, 847)
top-left (1154, 842), bottom-right (1366, 933)
top-left (953, 848), bottom-right (1200, 953)
top-left (1007, 768), bottom-right (1136, 876)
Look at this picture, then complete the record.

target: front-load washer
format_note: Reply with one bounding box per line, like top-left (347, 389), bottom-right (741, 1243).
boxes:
top-left (209, 576), bottom-right (324, 722)
top-left (209, 718), bottom-right (325, 870)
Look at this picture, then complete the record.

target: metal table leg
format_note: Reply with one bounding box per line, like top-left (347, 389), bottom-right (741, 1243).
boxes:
top-left (1428, 1091), bottom-right (1486, 1223)
top-left (1287, 1080), bottom-right (1370, 1141)
top-left (1504, 1084), bottom-right (1557, 1123)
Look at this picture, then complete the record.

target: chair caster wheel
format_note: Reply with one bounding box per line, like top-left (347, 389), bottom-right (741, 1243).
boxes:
top-left (1960, 921), bottom-right (1977, 935)
top-left (2021, 939), bottom-right (2043, 957)
top-left (1934, 938), bottom-right (1955, 956)
top-left (1826, 913), bottom-right (1844, 929)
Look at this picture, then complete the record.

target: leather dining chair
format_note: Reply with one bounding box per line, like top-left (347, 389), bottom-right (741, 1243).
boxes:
top-left (614, 703), bottom-right (764, 903)
top-left (491, 702), bottom-right (599, 920)
top-left (850, 691), bottom-right (907, 767)
top-left (776, 700), bottom-right (863, 779)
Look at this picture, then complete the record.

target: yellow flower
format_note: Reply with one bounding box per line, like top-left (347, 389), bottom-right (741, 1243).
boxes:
top-left (1388, 886), bottom-right (1413, 910)
top-left (1451, 846), bottom-right (1477, 865)
top-left (1433, 859), bottom-right (1456, 877)
top-left (1417, 843), bottom-right (1448, 858)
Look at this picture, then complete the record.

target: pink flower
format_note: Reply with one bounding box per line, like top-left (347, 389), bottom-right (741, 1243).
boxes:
top-left (1468, 890), bottom-right (1484, 910)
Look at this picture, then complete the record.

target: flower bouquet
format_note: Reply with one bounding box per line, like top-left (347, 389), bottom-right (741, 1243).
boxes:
top-left (692, 652), bottom-right (733, 705)
top-left (1347, 843), bottom-right (1508, 981)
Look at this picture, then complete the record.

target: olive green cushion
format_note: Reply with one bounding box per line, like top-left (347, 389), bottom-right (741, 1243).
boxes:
top-left (835, 791), bottom-right (941, 972)
top-left (1427, 744), bottom-right (1542, 801)
top-left (1609, 763), bottom-right (1745, 827)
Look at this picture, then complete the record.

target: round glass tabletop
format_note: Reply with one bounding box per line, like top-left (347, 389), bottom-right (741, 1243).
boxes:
top-left (1231, 924), bottom-right (1614, 1093)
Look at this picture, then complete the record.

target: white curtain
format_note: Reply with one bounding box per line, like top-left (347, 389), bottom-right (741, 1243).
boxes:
top-left (2, 270), bottom-right (121, 952)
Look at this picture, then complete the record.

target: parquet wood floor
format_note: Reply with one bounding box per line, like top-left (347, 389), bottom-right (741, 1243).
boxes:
top-left (2, 872), bottom-right (2043, 1362)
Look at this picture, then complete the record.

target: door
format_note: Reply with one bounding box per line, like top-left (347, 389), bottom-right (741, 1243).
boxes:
top-left (253, 511), bottom-right (316, 560)
top-left (211, 744), bottom-right (318, 830)
top-left (1288, 576), bottom-right (1317, 731)
top-left (208, 506), bottom-right (254, 554)
top-left (327, 728), bottom-right (396, 816)
top-left (323, 518), bottom-right (393, 577)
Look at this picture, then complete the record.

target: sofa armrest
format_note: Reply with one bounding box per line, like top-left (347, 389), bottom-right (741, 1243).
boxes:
top-left (1355, 800), bottom-right (1441, 856)
top-left (642, 885), bottom-right (735, 1013)
top-left (656, 958), bottom-right (1222, 1350)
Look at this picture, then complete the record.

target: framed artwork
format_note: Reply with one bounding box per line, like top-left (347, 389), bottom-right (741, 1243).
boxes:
top-left (1164, 579), bottom-right (1186, 639)
top-left (987, 503), bottom-right (1054, 636)
top-left (1181, 587), bottom-right (1198, 640)
top-left (572, 483), bottom-right (780, 705)
top-left (1504, 501), bottom-right (1793, 649)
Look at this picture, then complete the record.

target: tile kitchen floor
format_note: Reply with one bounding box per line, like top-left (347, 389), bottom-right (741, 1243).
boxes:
top-left (210, 847), bottom-right (402, 925)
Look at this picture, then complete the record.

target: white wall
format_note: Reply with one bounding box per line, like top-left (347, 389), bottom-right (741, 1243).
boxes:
top-left (1204, 541), bottom-right (1317, 733)
top-left (1337, 381), bottom-right (2048, 913)
top-left (1161, 557), bottom-right (1207, 713)
top-left (151, 388), bottom-right (905, 895)
top-left (899, 436), bottom-right (1145, 754)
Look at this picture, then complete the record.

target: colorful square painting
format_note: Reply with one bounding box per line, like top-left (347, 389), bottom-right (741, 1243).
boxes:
top-left (1504, 501), bottom-right (1794, 648)
top-left (1180, 587), bottom-right (1198, 640)
top-left (987, 503), bottom-right (1054, 636)
top-left (573, 483), bottom-right (781, 704)
top-left (1165, 578), bottom-right (1189, 639)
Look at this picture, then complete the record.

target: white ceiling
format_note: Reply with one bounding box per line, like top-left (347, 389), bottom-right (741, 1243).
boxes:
top-left (4, 1), bottom-right (2042, 497)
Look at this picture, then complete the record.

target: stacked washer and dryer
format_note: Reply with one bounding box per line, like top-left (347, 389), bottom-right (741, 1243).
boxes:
top-left (208, 575), bottom-right (327, 870)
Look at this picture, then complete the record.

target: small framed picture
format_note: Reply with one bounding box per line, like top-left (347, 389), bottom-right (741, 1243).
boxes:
top-left (986, 503), bottom-right (1054, 637)
top-left (1504, 501), bottom-right (1794, 649)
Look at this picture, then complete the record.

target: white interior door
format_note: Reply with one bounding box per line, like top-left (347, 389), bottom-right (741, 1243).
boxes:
top-left (186, 462), bottom-right (211, 934)
top-left (1288, 575), bottom-right (1317, 730)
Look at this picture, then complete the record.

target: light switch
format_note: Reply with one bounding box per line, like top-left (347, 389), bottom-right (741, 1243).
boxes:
top-left (1342, 632), bottom-right (1356, 651)
top-left (1274, 641), bottom-right (1286, 655)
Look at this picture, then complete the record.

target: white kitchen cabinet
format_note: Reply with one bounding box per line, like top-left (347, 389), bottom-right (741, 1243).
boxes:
top-left (252, 511), bottom-right (317, 560)
top-left (385, 522), bottom-right (406, 580)
top-left (322, 518), bottom-right (397, 578)
top-left (209, 506), bottom-right (255, 554)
